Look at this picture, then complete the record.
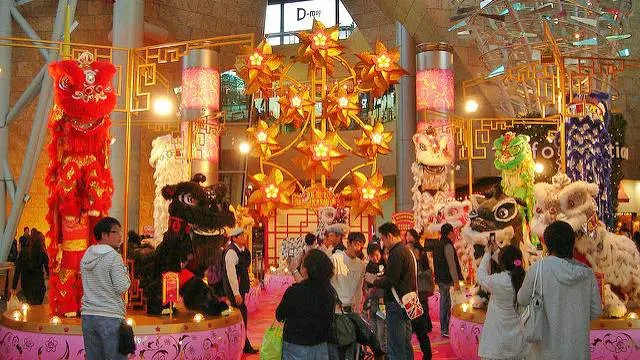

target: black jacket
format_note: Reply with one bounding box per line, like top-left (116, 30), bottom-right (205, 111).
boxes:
top-left (372, 242), bottom-right (416, 303)
top-left (432, 239), bottom-right (463, 285)
top-left (276, 280), bottom-right (335, 345)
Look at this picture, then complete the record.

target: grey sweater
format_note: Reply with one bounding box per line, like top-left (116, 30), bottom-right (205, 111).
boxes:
top-left (517, 256), bottom-right (602, 360)
top-left (80, 244), bottom-right (131, 319)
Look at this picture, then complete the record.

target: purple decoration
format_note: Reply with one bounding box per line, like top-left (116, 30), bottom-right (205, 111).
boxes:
top-left (557, 108), bottom-right (614, 226)
top-left (449, 314), bottom-right (640, 359)
top-left (0, 321), bottom-right (245, 360)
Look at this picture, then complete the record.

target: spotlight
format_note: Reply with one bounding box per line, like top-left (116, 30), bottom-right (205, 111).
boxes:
top-left (239, 142), bottom-right (251, 154)
top-left (535, 162), bottom-right (544, 174)
top-left (153, 96), bottom-right (173, 116)
top-left (465, 99), bottom-right (479, 113)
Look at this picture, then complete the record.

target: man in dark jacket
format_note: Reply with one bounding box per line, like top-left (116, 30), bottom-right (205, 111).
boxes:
top-left (431, 223), bottom-right (463, 338)
top-left (221, 227), bottom-right (258, 354)
top-left (366, 222), bottom-right (426, 360)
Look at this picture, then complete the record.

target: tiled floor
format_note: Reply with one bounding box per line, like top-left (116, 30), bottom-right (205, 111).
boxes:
top-left (242, 290), bottom-right (458, 359)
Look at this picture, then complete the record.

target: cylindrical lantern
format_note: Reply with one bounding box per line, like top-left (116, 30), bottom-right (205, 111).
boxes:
top-left (416, 43), bottom-right (454, 126)
top-left (181, 49), bottom-right (221, 185)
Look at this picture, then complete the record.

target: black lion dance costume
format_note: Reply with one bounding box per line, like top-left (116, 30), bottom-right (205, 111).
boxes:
top-left (134, 174), bottom-right (235, 316)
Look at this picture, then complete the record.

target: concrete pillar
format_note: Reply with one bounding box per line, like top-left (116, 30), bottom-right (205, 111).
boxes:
top-left (395, 22), bottom-right (416, 211)
top-left (181, 48), bottom-right (221, 185)
top-left (110, 0), bottom-right (143, 231)
top-left (0, 0), bottom-right (12, 234)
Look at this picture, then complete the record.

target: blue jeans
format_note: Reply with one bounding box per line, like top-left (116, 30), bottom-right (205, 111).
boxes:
top-left (283, 341), bottom-right (329, 360)
top-left (439, 283), bottom-right (452, 335)
top-left (82, 315), bottom-right (127, 360)
top-left (385, 300), bottom-right (413, 360)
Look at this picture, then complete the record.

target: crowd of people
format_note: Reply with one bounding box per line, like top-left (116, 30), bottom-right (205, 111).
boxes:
top-left (5, 217), bottom-right (604, 360)
top-left (275, 219), bottom-right (602, 360)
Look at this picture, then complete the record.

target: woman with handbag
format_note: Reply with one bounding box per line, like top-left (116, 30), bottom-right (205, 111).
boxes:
top-left (276, 249), bottom-right (336, 359)
top-left (477, 244), bottom-right (528, 360)
top-left (517, 221), bottom-right (602, 360)
top-left (409, 241), bottom-right (434, 360)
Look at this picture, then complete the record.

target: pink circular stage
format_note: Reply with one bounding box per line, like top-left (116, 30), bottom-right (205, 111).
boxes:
top-left (264, 273), bottom-right (295, 295)
top-left (449, 304), bottom-right (640, 360)
top-left (0, 304), bottom-right (245, 360)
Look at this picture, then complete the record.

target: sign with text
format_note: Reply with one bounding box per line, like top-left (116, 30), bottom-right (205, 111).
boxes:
top-left (392, 212), bottom-right (415, 239)
top-left (283, 0), bottom-right (336, 32)
top-left (291, 186), bottom-right (337, 209)
top-left (162, 272), bottom-right (180, 305)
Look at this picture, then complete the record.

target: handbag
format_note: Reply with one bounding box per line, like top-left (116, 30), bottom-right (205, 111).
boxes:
top-left (392, 249), bottom-right (424, 320)
top-left (330, 299), bottom-right (357, 346)
top-left (118, 321), bottom-right (136, 355)
top-left (520, 259), bottom-right (544, 343)
top-left (259, 321), bottom-right (283, 360)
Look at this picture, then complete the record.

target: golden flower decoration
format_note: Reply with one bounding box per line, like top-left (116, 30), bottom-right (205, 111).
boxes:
top-left (295, 128), bottom-right (346, 179)
top-left (355, 41), bottom-right (408, 97)
top-left (247, 168), bottom-right (296, 217)
top-left (247, 120), bottom-right (280, 158)
top-left (326, 87), bottom-right (359, 128)
top-left (341, 171), bottom-right (392, 217)
top-left (296, 19), bottom-right (345, 74)
top-left (354, 122), bottom-right (392, 159)
top-left (278, 86), bottom-right (313, 128)
top-left (230, 205), bottom-right (255, 231)
top-left (235, 38), bottom-right (282, 96)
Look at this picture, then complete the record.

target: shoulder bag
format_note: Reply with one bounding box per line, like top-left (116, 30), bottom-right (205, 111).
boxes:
top-left (118, 321), bottom-right (136, 354)
top-left (392, 249), bottom-right (424, 320)
top-left (520, 259), bottom-right (544, 343)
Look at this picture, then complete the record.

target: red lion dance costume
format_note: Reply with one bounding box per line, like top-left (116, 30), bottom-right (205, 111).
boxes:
top-left (46, 52), bottom-right (116, 316)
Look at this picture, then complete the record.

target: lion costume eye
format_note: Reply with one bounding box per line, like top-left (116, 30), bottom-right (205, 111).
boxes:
top-left (179, 193), bottom-right (197, 206)
top-left (493, 200), bottom-right (517, 222)
top-left (59, 76), bottom-right (72, 91)
top-left (419, 143), bottom-right (427, 151)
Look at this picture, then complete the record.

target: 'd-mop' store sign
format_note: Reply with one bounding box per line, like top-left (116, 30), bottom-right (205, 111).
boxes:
top-left (531, 141), bottom-right (629, 160)
top-left (282, 0), bottom-right (353, 32)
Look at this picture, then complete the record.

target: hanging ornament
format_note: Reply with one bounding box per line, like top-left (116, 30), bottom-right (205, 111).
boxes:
top-left (247, 168), bottom-right (296, 217)
top-left (355, 41), bottom-right (408, 97)
top-left (296, 19), bottom-right (345, 74)
top-left (354, 122), bottom-right (393, 159)
top-left (295, 128), bottom-right (346, 179)
top-left (278, 85), bottom-right (313, 128)
top-left (235, 38), bottom-right (283, 96)
top-left (246, 120), bottom-right (280, 158)
top-left (326, 87), bottom-right (359, 128)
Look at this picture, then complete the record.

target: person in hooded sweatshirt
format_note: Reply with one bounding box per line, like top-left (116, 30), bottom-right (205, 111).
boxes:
top-left (80, 217), bottom-right (131, 360)
top-left (517, 221), bottom-right (602, 360)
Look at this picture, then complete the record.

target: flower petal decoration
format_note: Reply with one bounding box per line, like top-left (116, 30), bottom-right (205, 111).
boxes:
top-left (246, 120), bottom-right (280, 158)
top-left (295, 128), bottom-right (346, 179)
top-left (296, 19), bottom-right (345, 74)
top-left (235, 38), bottom-right (283, 96)
top-left (355, 41), bottom-right (408, 97)
top-left (354, 122), bottom-right (393, 159)
top-left (278, 85), bottom-right (313, 128)
top-left (247, 168), bottom-right (296, 217)
top-left (326, 87), bottom-right (359, 129)
top-left (341, 171), bottom-right (392, 217)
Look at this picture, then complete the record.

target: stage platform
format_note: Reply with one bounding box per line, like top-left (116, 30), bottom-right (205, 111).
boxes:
top-left (450, 304), bottom-right (640, 360)
top-left (0, 304), bottom-right (245, 359)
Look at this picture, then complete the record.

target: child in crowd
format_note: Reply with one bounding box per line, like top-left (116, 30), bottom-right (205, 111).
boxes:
top-left (364, 242), bottom-right (386, 353)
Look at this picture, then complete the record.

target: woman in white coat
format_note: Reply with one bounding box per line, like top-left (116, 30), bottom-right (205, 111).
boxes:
top-left (477, 244), bottom-right (529, 360)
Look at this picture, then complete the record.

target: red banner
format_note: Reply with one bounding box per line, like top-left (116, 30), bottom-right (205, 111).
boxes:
top-left (162, 272), bottom-right (180, 305)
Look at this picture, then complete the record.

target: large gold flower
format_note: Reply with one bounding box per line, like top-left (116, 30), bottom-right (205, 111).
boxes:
top-left (296, 19), bottom-right (345, 74)
top-left (278, 86), bottom-right (313, 128)
top-left (341, 171), bottom-right (391, 217)
top-left (247, 168), bottom-right (296, 217)
top-left (326, 87), bottom-right (359, 128)
top-left (295, 128), bottom-right (346, 179)
top-left (354, 122), bottom-right (392, 159)
top-left (355, 41), bottom-right (408, 97)
top-left (235, 38), bottom-right (282, 96)
top-left (246, 120), bottom-right (280, 158)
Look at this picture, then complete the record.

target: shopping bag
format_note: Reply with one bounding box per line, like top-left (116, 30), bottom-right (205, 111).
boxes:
top-left (260, 321), bottom-right (283, 360)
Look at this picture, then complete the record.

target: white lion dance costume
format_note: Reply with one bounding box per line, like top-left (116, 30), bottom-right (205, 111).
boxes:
top-left (149, 135), bottom-right (190, 247)
top-left (532, 173), bottom-right (640, 317)
top-left (411, 127), bottom-right (455, 233)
